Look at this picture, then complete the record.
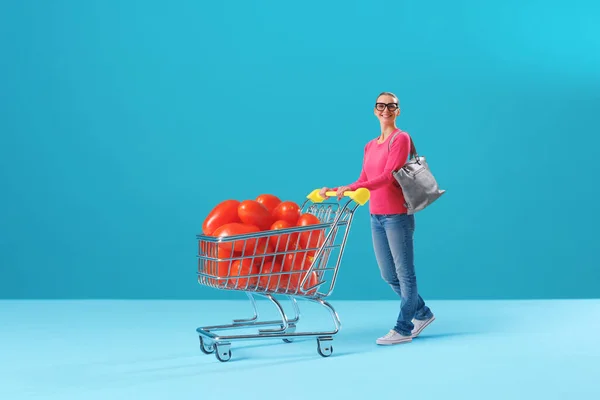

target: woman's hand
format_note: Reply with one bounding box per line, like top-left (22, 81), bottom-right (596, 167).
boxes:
top-left (336, 186), bottom-right (351, 200)
top-left (319, 186), bottom-right (352, 200)
top-left (319, 187), bottom-right (331, 199)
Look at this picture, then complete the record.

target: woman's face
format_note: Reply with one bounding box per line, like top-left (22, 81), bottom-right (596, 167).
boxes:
top-left (374, 94), bottom-right (400, 123)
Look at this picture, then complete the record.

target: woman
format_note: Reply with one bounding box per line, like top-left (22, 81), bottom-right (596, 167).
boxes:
top-left (319, 92), bottom-right (435, 345)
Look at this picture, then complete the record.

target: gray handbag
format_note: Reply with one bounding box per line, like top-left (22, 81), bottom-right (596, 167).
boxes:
top-left (389, 131), bottom-right (445, 215)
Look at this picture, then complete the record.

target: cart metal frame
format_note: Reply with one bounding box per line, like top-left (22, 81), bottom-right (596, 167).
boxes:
top-left (195, 188), bottom-right (370, 362)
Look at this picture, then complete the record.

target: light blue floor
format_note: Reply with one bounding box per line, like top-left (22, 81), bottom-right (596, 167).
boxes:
top-left (1, 298), bottom-right (598, 399)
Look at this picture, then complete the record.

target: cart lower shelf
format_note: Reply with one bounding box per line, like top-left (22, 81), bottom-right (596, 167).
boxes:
top-left (196, 292), bottom-right (340, 362)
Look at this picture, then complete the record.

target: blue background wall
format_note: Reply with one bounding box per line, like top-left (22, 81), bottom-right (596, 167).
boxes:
top-left (1, 0), bottom-right (598, 300)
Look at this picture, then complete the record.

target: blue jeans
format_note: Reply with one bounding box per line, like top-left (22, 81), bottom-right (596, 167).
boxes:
top-left (371, 213), bottom-right (433, 336)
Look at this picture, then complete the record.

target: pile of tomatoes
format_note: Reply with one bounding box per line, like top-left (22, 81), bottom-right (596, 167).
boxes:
top-left (199, 194), bottom-right (325, 295)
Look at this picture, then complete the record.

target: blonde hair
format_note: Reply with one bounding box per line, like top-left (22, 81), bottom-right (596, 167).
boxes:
top-left (377, 91), bottom-right (399, 104)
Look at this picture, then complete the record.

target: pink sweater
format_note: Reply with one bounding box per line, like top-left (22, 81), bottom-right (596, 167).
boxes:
top-left (346, 129), bottom-right (411, 215)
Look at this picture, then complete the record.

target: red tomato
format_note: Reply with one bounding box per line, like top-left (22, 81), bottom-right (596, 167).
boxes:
top-left (202, 200), bottom-right (241, 235)
top-left (212, 222), bottom-right (261, 255)
top-left (228, 258), bottom-right (259, 290)
top-left (297, 213), bottom-right (325, 256)
top-left (297, 213), bottom-right (320, 226)
top-left (257, 260), bottom-right (284, 291)
top-left (304, 271), bottom-right (319, 295)
top-left (282, 252), bottom-right (313, 272)
top-left (238, 200), bottom-right (274, 231)
top-left (272, 201), bottom-right (301, 225)
top-left (251, 239), bottom-right (277, 268)
top-left (288, 271), bottom-right (319, 295)
top-left (274, 254), bottom-right (314, 294)
top-left (199, 240), bottom-right (238, 258)
top-left (268, 219), bottom-right (301, 253)
top-left (272, 268), bottom-right (295, 293)
top-left (199, 240), bottom-right (239, 287)
top-left (198, 240), bottom-right (212, 256)
top-left (202, 258), bottom-right (235, 288)
top-left (255, 194), bottom-right (282, 214)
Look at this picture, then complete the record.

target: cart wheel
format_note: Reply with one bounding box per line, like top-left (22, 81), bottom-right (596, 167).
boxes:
top-left (199, 336), bottom-right (214, 354)
top-left (214, 343), bottom-right (232, 362)
top-left (317, 337), bottom-right (333, 357)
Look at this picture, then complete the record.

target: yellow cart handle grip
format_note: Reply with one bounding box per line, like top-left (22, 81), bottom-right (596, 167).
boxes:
top-left (307, 188), bottom-right (370, 206)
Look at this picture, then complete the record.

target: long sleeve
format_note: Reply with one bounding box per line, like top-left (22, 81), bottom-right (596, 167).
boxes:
top-left (347, 132), bottom-right (411, 191)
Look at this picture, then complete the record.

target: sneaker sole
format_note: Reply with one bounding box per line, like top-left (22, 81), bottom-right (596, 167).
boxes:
top-left (411, 316), bottom-right (436, 338)
top-left (376, 337), bottom-right (412, 345)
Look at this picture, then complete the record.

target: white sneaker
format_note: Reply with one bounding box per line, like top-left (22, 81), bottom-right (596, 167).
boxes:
top-left (376, 329), bottom-right (412, 345)
top-left (411, 315), bottom-right (435, 338)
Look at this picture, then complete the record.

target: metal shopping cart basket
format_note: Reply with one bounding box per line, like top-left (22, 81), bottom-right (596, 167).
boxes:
top-left (195, 188), bottom-right (370, 362)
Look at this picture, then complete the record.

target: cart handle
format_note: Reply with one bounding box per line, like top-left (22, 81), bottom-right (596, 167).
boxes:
top-left (306, 188), bottom-right (370, 206)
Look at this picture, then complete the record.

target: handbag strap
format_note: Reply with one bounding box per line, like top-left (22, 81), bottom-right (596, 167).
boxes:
top-left (388, 129), bottom-right (418, 159)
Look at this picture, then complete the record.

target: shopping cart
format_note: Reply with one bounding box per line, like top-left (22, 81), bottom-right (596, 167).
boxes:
top-left (195, 188), bottom-right (370, 362)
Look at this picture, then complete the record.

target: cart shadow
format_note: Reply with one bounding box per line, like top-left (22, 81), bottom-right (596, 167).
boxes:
top-left (413, 331), bottom-right (477, 341)
top-left (112, 327), bottom-right (480, 385)
top-left (231, 336), bottom-right (371, 356)
top-left (111, 348), bottom-right (361, 387)
top-left (87, 330), bottom-right (480, 388)
top-left (18, 329), bottom-right (479, 393)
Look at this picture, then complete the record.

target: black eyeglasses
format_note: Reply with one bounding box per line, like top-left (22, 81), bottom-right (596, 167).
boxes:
top-left (375, 102), bottom-right (399, 111)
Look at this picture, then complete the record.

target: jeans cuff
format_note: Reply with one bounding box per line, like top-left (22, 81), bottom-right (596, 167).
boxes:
top-left (415, 312), bottom-right (434, 321)
top-left (393, 327), bottom-right (412, 337)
